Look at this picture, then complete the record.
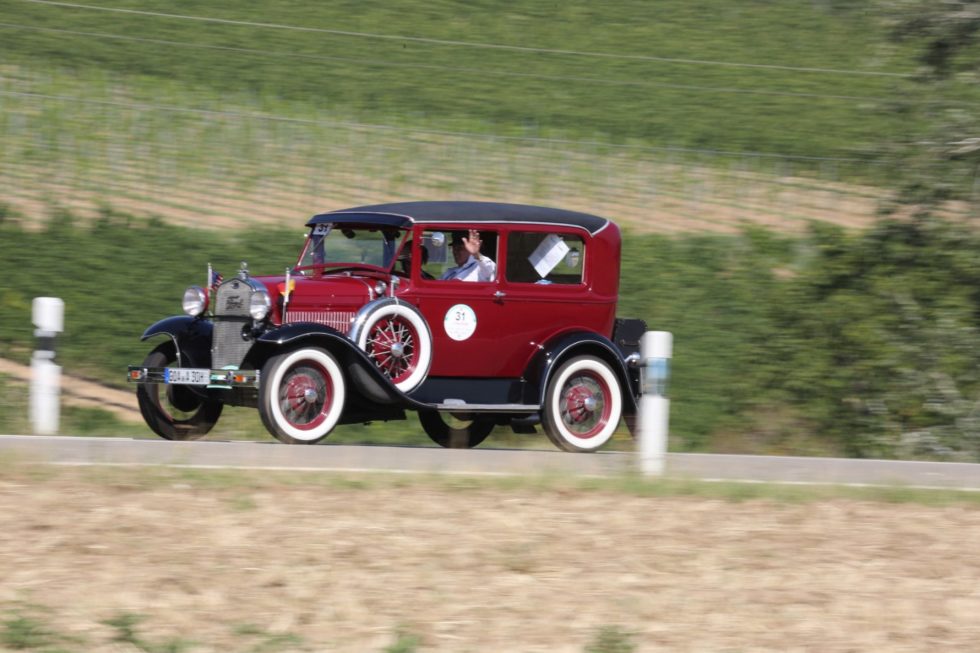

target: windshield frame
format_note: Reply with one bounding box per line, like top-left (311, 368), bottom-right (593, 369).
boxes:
top-left (293, 223), bottom-right (409, 276)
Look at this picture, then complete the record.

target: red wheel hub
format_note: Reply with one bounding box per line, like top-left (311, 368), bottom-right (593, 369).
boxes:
top-left (564, 384), bottom-right (597, 423)
top-left (558, 372), bottom-right (611, 439)
top-left (279, 364), bottom-right (331, 431)
top-left (284, 373), bottom-right (319, 412)
top-left (366, 317), bottom-right (419, 383)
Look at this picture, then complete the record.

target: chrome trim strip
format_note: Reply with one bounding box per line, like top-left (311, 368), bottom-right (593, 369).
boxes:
top-left (433, 403), bottom-right (540, 412)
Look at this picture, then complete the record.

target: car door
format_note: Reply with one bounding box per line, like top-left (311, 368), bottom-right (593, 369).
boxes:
top-left (411, 226), bottom-right (514, 377)
top-left (495, 228), bottom-right (614, 372)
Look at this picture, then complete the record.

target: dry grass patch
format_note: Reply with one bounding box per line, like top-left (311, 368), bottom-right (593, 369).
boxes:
top-left (0, 464), bottom-right (978, 651)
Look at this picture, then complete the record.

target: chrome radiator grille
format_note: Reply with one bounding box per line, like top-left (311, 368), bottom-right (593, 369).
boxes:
top-left (212, 280), bottom-right (253, 369)
top-left (212, 318), bottom-right (252, 368)
top-left (214, 279), bottom-right (251, 317)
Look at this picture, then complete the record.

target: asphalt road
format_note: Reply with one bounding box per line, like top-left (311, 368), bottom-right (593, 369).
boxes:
top-left (0, 435), bottom-right (978, 490)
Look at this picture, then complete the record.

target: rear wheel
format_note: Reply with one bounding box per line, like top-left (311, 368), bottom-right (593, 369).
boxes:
top-left (418, 411), bottom-right (494, 449)
top-left (136, 343), bottom-right (223, 440)
top-left (542, 355), bottom-right (622, 453)
top-left (258, 347), bottom-right (345, 444)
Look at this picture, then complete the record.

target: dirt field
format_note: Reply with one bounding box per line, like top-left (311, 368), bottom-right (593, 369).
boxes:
top-left (0, 358), bottom-right (140, 422)
top-left (0, 467), bottom-right (978, 653)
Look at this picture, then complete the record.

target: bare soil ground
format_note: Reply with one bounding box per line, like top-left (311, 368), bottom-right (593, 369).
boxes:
top-left (0, 466), bottom-right (977, 652)
top-left (0, 165), bottom-right (890, 236)
top-left (0, 358), bottom-right (139, 421)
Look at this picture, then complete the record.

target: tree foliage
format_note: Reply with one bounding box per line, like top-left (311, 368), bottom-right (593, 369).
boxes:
top-left (623, 217), bottom-right (980, 461)
top-left (890, 0), bottom-right (980, 77)
top-left (777, 218), bottom-right (980, 460)
top-left (883, 0), bottom-right (980, 209)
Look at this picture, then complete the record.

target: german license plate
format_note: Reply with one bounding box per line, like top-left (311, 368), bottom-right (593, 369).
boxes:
top-left (164, 368), bottom-right (209, 385)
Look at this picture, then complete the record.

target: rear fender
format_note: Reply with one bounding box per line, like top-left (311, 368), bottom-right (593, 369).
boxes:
top-left (527, 331), bottom-right (639, 420)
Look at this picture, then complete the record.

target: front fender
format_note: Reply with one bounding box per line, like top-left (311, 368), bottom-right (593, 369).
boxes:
top-left (140, 315), bottom-right (212, 342)
top-left (140, 316), bottom-right (213, 368)
top-left (252, 322), bottom-right (431, 409)
top-left (255, 321), bottom-right (347, 347)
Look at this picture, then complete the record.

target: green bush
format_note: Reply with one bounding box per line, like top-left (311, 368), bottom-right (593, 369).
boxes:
top-left (1, 613), bottom-right (55, 650)
top-left (3, 213), bottom-right (980, 460)
top-left (621, 216), bottom-right (980, 460)
top-left (584, 626), bottom-right (636, 653)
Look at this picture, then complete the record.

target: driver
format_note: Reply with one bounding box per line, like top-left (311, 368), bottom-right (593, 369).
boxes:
top-left (441, 229), bottom-right (496, 282)
top-left (398, 240), bottom-right (433, 279)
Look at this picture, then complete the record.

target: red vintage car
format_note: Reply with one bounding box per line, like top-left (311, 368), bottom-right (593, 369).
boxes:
top-left (128, 201), bottom-right (645, 452)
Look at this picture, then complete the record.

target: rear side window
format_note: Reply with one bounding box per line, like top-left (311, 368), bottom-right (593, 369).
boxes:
top-left (505, 232), bottom-right (585, 285)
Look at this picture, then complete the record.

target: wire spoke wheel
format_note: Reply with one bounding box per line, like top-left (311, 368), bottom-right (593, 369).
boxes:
top-left (259, 348), bottom-right (345, 444)
top-left (558, 374), bottom-right (610, 439)
top-left (278, 363), bottom-right (332, 431)
top-left (418, 410), bottom-right (494, 448)
top-left (352, 300), bottom-right (432, 392)
top-left (136, 343), bottom-right (222, 441)
top-left (365, 316), bottom-right (418, 384)
top-left (542, 355), bottom-right (622, 453)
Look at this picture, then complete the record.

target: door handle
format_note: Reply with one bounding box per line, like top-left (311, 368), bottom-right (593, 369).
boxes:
top-left (493, 291), bottom-right (506, 300)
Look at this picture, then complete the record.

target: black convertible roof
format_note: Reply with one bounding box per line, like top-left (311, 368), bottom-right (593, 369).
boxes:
top-left (308, 201), bottom-right (611, 235)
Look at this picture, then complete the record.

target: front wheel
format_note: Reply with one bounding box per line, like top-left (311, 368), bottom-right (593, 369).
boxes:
top-left (541, 355), bottom-right (623, 453)
top-left (136, 343), bottom-right (223, 440)
top-left (418, 411), bottom-right (494, 449)
top-left (258, 347), bottom-right (346, 444)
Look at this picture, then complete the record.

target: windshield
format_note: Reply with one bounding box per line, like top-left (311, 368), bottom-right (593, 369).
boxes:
top-left (295, 224), bottom-right (406, 273)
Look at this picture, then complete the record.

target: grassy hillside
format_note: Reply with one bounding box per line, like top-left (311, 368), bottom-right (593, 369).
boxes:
top-left (6, 1), bottom-right (964, 239)
top-left (2, 0), bottom-right (918, 158)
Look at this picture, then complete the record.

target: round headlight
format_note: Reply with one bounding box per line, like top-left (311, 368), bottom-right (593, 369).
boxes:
top-left (182, 286), bottom-right (208, 317)
top-left (249, 289), bottom-right (271, 320)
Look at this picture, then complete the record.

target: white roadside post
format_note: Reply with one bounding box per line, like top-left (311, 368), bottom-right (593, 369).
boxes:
top-left (30, 297), bottom-right (64, 435)
top-left (638, 331), bottom-right (672, 475)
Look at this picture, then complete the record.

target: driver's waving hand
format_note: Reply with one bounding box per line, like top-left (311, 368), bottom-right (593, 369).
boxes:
top-left (441, 229), bottom-right (496, 282)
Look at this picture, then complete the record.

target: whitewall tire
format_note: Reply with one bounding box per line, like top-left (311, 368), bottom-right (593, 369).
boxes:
top-left (542, 355), bottom-right (623, 453)
top-left (258, 347), bottom-right (345, 444)
top-left (351, 300), bottom-right (432, 392)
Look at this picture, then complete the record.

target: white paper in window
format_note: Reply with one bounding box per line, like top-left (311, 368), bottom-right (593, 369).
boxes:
top-left (528, 234), bottom-right (570, 278)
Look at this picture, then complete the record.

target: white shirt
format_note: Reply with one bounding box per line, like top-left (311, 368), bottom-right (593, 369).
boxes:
top-left (440, 255), bottom-right (496, 282)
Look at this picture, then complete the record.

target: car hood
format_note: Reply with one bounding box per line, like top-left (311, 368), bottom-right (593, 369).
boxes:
top-left (256, 272), bottom-right (381, 326)
top-left (260, 272), bottom-right (381, 301)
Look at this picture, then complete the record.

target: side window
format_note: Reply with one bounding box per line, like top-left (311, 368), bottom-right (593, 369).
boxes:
top-left (420, 229), bottom-right (498, 282)
top-left (506, 232), bottom-right (585, 285)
